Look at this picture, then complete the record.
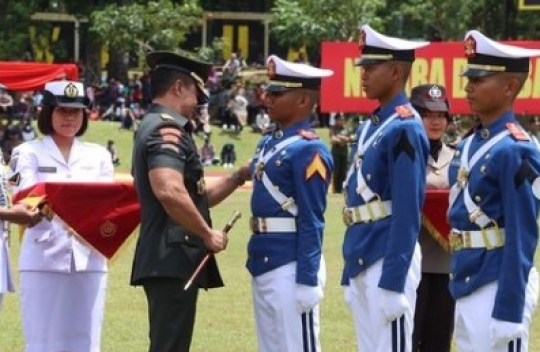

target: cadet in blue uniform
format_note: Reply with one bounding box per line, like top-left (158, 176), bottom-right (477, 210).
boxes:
top-left (246, 55), bottom-right (334, 352)
top-left (341, 24), bottom-right (430, 352)
top-left (448, 31), bottom-right (540, 352)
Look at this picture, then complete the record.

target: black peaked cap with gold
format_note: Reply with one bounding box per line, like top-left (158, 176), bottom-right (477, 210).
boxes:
top-left (147, 51), bottom-right (211, 104)
top-left (265, 55), bottom-right (333, 92)
top-left (410, 84), bottom-right (450, 113)
top-left (462, 30), bottom-right (540, 77)
top-left (356, 24), bottom-right (430, 66)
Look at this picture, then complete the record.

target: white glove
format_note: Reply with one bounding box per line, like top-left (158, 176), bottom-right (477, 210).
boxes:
top-left (490, 319), bottom-right (525, 347)
top-left (295, 284), bottom-right (324, 313)
top-left (379, 289), bottom-right (410, 322)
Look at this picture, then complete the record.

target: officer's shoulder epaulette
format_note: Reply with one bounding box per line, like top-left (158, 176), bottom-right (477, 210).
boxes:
top-left (160, 113), bottom-right (175, 121)
top-left (506, 122), bottom-right (530, 141)
top-left (298, 129), bottom-right (319, 140)
top-left (395, 105), bottom-right (415, 119)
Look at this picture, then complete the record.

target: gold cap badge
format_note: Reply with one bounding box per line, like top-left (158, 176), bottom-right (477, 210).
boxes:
top-left (64, 83), bottom-right (79, 98)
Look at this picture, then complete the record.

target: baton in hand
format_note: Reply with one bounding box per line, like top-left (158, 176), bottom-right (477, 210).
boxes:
top-left (183, 211), bottom-right (242, 291)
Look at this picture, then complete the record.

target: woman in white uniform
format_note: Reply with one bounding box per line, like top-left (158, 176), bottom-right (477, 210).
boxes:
top-left (12, 80), bottom-right (114, 352)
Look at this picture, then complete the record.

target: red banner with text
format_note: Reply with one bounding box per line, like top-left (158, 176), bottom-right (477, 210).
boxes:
top-left (320, 41), bottom-right (540, 114)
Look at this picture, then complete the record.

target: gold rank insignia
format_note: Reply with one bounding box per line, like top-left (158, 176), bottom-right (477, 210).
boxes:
top-left (456, 167), bottom-right (469, 188)
top-left (306, 152), bottom-right (327, 181)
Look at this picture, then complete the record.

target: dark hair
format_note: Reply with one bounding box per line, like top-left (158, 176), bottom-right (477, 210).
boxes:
top-left (414, 106), bottom-right (451, 121)
top-left (37, 106), bottom-right (88, 136)
top-left (150, 68), bottom-right (193, 98)
top-left (4, 125), bottom-right (23, 140)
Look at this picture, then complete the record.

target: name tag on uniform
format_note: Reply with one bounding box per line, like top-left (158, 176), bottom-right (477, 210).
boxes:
top-left (37, 166), bottom-right (57, 173)
top-left (81, 165), bottom-right (95, 171)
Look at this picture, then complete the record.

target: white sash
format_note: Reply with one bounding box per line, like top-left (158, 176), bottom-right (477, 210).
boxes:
top-left (343, 112), bottom-right (399, 201)
top-left (255, 135), bottom-right (303, 216)
top-left (448, 130), bottom-right (510, 228)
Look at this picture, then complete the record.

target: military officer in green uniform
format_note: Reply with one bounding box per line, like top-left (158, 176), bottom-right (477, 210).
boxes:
top-left (130, 51), bottom-right (250, 352)
top-left (329, 113), bottom-right (351, 193)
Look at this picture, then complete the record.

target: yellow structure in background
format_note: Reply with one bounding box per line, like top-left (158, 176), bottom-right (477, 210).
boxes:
top-left (287, 45), bottom-right (308, 62)
top-left (222, 24), bottom-right (250, 60)
top-left (223, 25), bottom-right (234, 59)
top-left (519, 0), bottom-right (540, 10)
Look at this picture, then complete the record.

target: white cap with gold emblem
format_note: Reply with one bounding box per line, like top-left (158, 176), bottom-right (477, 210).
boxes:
top-left (462, 30), bottom-right (540, 77)
top-left (42, 80), bottom-right (88, 108)
top-left (356, 24), bottom-right (430, 66)
top-left (265, 55), bottom-right (333, 92)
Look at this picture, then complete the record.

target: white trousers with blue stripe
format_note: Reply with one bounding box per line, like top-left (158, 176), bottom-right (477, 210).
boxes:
top-left (252, 260), bottom-right (325, 352)
top-left (345, 244), bottom-right (421, 352)
top-left (454, 268), bottom-right (539, 352)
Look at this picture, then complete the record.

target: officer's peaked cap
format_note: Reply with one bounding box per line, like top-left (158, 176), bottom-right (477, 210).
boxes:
top-left (462, 30), bottom-right (540, 77)
top-left (410, 84), bottom-right (450, 113)
top-left (42, 80), bottom-right (88, 109)
top-left (356, 24), bottom-right (430, 66)
top-left (147, 51), bottom-right (211, 104)
top-left (265, 55), bottom-right (334, 92)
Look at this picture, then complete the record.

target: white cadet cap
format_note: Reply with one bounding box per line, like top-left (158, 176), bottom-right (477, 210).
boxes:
top-left (356, 24), bottom-right (430, 66)
top-left (265, 55), bottom-right (333, 92)
top-left (462, 30), bottom-right (540, 77)
top-left (42, 80), bottom-right (88, 108)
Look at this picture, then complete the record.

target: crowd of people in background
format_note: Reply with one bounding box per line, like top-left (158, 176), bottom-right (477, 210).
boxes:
top-left (2, 51), bottom-right (540, 176)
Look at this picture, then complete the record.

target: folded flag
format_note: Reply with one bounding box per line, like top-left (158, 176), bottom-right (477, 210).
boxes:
top-left (422, 189), bottom-right (451, 251)
top-left (13, 182), bottom-right (140, 260)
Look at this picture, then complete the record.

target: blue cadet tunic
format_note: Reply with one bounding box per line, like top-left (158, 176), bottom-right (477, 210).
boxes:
top-left (246, 119), bottom-right (333, 286)
top-left (341, 91), bottom-right (429, 292)
top-left (448, 111), bottom-right (540, 323)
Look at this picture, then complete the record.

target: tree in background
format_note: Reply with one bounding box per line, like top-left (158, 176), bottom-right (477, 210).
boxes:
top-left (90, 0), bottom-right (202, 82)
top-left (0, 0), bottom-right (48, 60)
top-left (270, 0), bottom-right (385, 60)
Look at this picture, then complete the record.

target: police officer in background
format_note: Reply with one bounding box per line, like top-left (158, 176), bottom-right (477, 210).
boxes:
top-left (131, 51), bottom-right (249, 352)
top-left (448, 31), bottom-right (540, 351)
top-left (410, 84), bottom-right (455, 352)
top-left (341, 24), bottom-right (430, 352)
top-left (246, 55), bottom-right (333, 352)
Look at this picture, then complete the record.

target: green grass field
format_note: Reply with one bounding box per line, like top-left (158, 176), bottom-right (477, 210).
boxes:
top-left (0, 120), bottom-right (539, 351)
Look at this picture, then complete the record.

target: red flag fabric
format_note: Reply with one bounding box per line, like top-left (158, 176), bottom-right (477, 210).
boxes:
top-left (422, 189), bottom-right (451, 251)
top-left (13, 182), bottom-right (140, 260)
top-left (0, 62), bottom-right (79, 91)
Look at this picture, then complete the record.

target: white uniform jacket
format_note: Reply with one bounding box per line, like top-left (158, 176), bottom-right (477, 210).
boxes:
top-left (12, 136), bottom-right (114, 273)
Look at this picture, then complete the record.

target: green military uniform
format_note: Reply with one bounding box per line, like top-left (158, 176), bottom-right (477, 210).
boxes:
top-left (330, 123), bottom-right (349, 193)
top-left (131, 104), bottom-right (223, 352)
